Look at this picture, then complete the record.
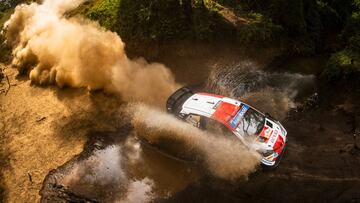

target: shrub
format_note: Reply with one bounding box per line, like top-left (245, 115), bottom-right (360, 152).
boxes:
top-left (0, 34), bottom-right (11, 63)
top-left (237, 15), bottom-right (283, 45)
top-left (85, 0), bottom-right (121, 31)
top-left (349, 34), bottom-right (360, 51)
top-left (117, 0), bottom-right (190, 42)
top-left (321, 50), bottom-right (359, 81)
top-left (316, 0), bottom-right (341, 29)
top-left (270, 0), bottom-right (307, 36)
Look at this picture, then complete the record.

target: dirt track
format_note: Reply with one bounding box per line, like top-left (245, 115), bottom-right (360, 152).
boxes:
top-left (1, 44), bottom-right (360, 202)
top-left (0, 67), bottom-right (126, 202)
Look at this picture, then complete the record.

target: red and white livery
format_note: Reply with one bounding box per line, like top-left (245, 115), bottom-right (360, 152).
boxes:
top-left (166, 87), bottom-right (287, 167)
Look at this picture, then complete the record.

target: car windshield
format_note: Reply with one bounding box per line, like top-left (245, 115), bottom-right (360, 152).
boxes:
top-left (234, 107), bottom-right (265, 137)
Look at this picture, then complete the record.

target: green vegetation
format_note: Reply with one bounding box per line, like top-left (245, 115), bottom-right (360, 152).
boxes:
top-left (82, 0), bottom-right (121, 30)
top-left (79, 0), bottom-right (358, 50)
top-left (237, 13), bottom-right (283, 45)
top-left (116, 0), bottom-right (237, 42)
top-left (116, 0), bottom-right (190, 41)
top-left (0, 34), bottom-right (10, 63)
top-left (0, 1), bottom-right (37, 63)
top-left (321, 50), bottom-right (359, 81)
top-left (81, 0), bottom-right (285, 46)
top-left (0, 7), bottom-right (14, 63)
top-left (321, 0), bottom-right (360, 81)
top-left (0, 0), bottom-right (359, 81)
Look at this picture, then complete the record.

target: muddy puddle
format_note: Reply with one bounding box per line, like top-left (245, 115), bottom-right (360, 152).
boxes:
top-left (40, 130), bottom-right (201, 202)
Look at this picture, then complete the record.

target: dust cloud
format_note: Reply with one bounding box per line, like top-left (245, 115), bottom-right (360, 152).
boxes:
top-left (2, 0), bottom-right (280, 189)
top-left (3, 0), bottom-right (179, 106)
top-left (131, 104), bottom-right (261, 180)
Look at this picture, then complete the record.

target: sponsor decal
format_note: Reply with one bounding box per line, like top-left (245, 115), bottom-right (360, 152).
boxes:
top-left (230, 104), bottom-right (249, 128)
top-left (269, 130), bottom-right (278, 143)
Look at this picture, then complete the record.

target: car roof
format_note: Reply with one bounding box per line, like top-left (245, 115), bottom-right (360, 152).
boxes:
top-left (181, 93), bottom-right (244, 124)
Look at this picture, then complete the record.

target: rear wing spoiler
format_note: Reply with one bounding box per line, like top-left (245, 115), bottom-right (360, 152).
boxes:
top-left (166, 87), bottom-right (194, 114)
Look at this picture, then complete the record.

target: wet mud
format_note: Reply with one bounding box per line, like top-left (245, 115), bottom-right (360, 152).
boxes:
top-left (2, 43), bottom-right (360, 202)
top-left (162, 100), bottom-right (360, 202)
top-left (41, 130), bottom-right (201, 202)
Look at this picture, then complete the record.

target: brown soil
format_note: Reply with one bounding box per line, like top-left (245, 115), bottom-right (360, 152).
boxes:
top-left (0, 66), bottom-right (125, 202)
top-left (1, 43), bottom-right (360, 202)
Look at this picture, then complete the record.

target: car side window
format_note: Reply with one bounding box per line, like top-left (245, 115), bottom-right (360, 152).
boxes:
top-left (237, 109), bottom-right (264, 136)
top-left (185, 114), bottom-right (201, 128)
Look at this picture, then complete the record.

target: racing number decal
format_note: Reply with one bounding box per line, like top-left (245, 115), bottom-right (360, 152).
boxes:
top-left (230, 104), bottom-right (249, 128)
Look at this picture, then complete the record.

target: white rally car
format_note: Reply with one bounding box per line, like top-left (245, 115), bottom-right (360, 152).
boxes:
top-left (166, 87), bottom-right (287, 167)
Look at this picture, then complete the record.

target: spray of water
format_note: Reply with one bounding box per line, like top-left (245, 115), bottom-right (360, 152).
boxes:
top-left (206, 61), bottom-right (315, 120)
top-left (131, 104), bottom-right (261, 180)
top-left (3, 0), bottom-right (179, 106)
top-left (61, 143), bottom-right (155, 202)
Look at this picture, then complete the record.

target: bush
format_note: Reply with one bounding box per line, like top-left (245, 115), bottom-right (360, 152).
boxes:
top-left (85, 0), bottom-right (121, 31)
top-left (316, 0), bottom-right (342, 29)
top-left (0, 0), bottom-right (29, 12)
top-left (116, 0), bottom-right (237, 42)
top-left (237, 19), bottom-right (283, 44)
top-left (0, 6), bottom-right (14, 63)
top-left (0, 34), bottom-right (11, 63)
top-left (117, 0), bottom-right (191, 42)
top-left (329, 0), bottom-right (354, 22)
top-left (321, 50), bottom-right (359, 81)
top-left (349, 34), bottom-right (360, 51)
top-left (270, 0), bottom-right (307, 36)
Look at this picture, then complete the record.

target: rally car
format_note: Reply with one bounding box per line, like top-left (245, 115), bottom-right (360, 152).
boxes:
top-left (166, 87), bottom-right (287, 168)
